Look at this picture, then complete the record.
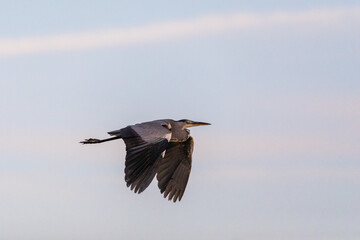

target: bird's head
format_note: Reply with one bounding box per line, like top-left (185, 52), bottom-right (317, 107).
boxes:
top-left (177, 119), bottom-right (211, 129)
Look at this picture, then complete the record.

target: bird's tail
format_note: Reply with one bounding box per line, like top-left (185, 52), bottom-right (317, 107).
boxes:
top-left (107, 129), bottom-right (122, 136)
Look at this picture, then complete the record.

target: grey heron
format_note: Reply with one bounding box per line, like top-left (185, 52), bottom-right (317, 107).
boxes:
top-left (81, 119), bottom-right (210, 202)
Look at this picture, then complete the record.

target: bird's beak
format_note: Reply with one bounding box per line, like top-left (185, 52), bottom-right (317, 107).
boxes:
top-left (186, 121), bottom-right (211, 128)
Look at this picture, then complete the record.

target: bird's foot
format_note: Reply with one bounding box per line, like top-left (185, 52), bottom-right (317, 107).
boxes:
top-left (80, 138), bottom-right (101, 144)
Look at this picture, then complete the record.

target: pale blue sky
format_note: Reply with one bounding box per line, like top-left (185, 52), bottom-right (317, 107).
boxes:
top-left (1, 0), bottom-right (360, 36)
top-left (1, 1), bottom-right (360, 240)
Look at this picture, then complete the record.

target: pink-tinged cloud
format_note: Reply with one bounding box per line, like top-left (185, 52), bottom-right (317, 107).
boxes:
top-left (196, 166), bottom-right (360, 183)
top-left (0, 6), bottom-right (359, 57)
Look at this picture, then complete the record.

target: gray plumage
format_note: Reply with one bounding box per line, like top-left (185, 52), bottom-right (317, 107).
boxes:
top-left (81, 119), bottom-right (210, 202)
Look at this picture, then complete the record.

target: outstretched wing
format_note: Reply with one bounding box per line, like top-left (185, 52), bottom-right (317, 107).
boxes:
top-left (157, 136), bottom-right (194, 202)
top-left (110, 120), bottom-right (172, 194)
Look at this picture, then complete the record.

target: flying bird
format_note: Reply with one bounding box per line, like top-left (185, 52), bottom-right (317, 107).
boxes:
top-left (81, 119), bottom-right (210, 202)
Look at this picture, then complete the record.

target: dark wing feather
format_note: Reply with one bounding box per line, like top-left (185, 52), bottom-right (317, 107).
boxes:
top-left (157, 136), bottom-right (194, 202)
top-left (117, 122), bottom-right (171, 193)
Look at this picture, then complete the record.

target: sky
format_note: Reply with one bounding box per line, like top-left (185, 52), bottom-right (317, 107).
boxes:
top-left (1, 1), bottom-right (360, 239)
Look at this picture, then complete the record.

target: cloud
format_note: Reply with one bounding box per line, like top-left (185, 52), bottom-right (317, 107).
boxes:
top-left (196, 132), bottom-right (360, 160)
top-left (193, 166), bottom-right (360, 185)
top-left (0, 6), bottom-right (359, 57)
top-left (2, 92), bottom-right (359, 160)
top-left (2, 123), bottom-right (359, 162)
top-left (0, 171), bottom-right (120, 202)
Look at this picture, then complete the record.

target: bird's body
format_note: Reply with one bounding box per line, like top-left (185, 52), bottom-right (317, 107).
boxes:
top-left (81, 119), bottom-right (210, 202)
